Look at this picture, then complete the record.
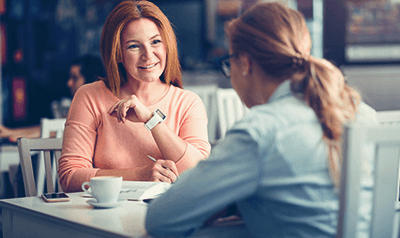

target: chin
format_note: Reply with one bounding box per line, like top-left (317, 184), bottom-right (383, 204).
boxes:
top-left (143, 72), bottom-right (164, 82)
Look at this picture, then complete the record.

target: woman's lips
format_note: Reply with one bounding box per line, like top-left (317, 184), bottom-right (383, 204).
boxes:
top-left (139, 63), bottom-right (157, 69)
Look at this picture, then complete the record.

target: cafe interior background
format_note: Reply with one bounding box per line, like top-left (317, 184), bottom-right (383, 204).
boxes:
top-left (0, 0), bottom-right (400, 233)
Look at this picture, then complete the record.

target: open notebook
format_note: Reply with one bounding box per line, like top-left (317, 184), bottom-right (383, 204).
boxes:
top-left (82, 181), bottom-right (171, 201)
top-left (119, 181), bottom-right (171, 201)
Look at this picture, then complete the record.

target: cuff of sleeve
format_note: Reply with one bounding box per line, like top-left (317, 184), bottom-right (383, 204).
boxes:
top-left (62, 168), bottom-right (100, 192)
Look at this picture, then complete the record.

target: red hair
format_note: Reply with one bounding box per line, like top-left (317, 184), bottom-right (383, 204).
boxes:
top-left (100, 0), bottom-right (182, 96)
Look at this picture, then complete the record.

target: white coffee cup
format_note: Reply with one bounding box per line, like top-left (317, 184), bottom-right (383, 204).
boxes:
top-left (81, 176), bottom-right (123, 203)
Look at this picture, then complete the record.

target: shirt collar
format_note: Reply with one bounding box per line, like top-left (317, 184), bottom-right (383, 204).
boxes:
top-left (267, 80), bottom-right (292, 104)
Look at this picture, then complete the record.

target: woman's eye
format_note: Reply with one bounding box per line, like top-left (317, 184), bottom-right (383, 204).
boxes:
top-left (152, 39), bottom-right (162, 45)
top-left (127, 44), bottom-right (139, 49)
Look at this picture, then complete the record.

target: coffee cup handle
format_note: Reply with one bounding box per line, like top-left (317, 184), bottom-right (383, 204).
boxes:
top-left (82, 182), bottom-right (91, 193)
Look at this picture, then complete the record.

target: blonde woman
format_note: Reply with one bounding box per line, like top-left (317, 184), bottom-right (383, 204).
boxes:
top-left (146, 2), bottom-right (377, 237)
top-left (58, 1), bottom-right (211, 192)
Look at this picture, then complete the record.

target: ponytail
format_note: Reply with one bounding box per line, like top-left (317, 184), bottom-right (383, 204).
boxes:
top-left (294, 56), bottom-right (361, 187)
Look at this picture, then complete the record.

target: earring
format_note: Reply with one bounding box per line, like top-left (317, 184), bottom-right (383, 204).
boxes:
top-left (242, 72), bottom-right (247, 76)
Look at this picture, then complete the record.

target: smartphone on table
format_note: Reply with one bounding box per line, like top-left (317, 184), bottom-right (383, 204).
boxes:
top-left (41, 192), bottom-right (70, 203)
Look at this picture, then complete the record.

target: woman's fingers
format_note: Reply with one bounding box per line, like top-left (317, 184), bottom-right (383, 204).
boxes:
top-left (160, 160), bottom-right (179, 176)
top-left (157, 160), bottom-right (179, 183)
top-left (108, 101), bottom-right (125, 122)
top-left (149, 168), bottom-right (172, 183)
top-left (109, 99), bottom-right (131, 122)
top-left (148, 160), bottom-right (178, 184)
top-left (107, 102), bottom-right (118, 114)
top-left (109, 95), bottom-right (145, 123)
top-left (108, 95), bottom-right (154, 124)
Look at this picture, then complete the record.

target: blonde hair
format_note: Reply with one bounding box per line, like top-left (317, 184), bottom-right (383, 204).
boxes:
top-left (100, 0), bottom-right (182, 96)
top-left (225, 2), bottom-right (361, 188)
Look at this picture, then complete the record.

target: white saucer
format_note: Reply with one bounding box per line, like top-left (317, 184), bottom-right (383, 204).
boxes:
top-left (86, 198), bottom-right (125, 208)
top-left (81, 188), bottom-right (130, 198)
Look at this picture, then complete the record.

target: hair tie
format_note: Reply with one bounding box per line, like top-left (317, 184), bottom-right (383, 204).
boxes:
top-left (291, 52), bottom-right (308, 69)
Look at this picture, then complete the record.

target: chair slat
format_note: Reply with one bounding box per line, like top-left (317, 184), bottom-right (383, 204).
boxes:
top-left (44, 150), bottom-right (55, 194)
top-left (17, 137), bottom-right (63, 197)
top-left (338, 123), bottom-right (400, 238)
top-left (18, 138), bottom-right (37, 197)
top-left (216, 88), bottom-right (249, 140)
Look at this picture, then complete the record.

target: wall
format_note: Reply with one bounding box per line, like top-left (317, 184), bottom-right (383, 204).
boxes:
top-left (342, 65), bottom-right (400, 111)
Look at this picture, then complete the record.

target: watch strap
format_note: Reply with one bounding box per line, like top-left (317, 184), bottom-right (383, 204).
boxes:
top-left (144, 109), bottom-right (165, 131)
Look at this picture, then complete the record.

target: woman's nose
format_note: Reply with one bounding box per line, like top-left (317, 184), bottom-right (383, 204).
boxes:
top-left (141, 46), bottom-right (153, 60)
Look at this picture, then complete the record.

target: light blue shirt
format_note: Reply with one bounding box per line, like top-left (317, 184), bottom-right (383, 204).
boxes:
top-left (146, 80), bottom-right (377, 238)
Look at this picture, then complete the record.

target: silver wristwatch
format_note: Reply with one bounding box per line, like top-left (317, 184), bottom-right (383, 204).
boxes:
top-left (144, 109), bottom-right (166, 131)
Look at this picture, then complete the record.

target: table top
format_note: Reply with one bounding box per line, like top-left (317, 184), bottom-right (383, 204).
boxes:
top-left (0, 188), bottom-right (249, 238)
top-left (0, 192), bottom-right (151, 238)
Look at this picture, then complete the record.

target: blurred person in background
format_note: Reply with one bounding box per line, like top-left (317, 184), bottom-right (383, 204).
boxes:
top-left (0, 54), bottom-right (105, 142)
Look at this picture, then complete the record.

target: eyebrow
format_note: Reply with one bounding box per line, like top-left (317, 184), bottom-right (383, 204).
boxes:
top-left (125, 34), bottom-right (161, 45)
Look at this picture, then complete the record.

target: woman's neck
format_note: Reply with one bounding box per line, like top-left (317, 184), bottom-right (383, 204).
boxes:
top-left (120, 79), bottom-right (169, 106)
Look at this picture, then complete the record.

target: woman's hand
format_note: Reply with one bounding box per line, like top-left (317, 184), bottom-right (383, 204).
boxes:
top-left (0, 125), bottom-right (13, 139)
top-left (108, 95), bottom-right (152, 123)
top-left (138, 159), bottom-right (179, 184)
top-left (0, 125), bottom-right (41, 142)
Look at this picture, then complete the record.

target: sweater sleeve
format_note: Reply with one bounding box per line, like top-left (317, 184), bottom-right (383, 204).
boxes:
top-left (58, 84), bottom-right (100, 192)
top-left (172, 91), bottom-right (211, 172)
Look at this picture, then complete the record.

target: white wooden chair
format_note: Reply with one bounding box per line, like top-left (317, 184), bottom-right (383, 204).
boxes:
top-left (40, 118), bottom-right (66, 138)
top-left (216, 88), bottom-right (249, 140)
top-left (17, 137), bottom-right (63, 197)
top-left (337, 123), bottom-right (400, 238)
top-left (36, 118), bottom-right (66, 195)
top-left (377, 110), bottom-right (400, 125)
top-left (185, 84), bottom-right (219, 144)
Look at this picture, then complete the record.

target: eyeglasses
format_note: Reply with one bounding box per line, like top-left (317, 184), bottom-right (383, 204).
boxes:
top-left (219, 54), bottom-right (237, 79)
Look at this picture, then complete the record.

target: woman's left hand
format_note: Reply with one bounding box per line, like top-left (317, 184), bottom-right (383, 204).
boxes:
top-left (108, 95), bottom-right (152, 123)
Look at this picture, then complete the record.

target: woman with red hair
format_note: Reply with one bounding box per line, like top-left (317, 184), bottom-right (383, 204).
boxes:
top-left (58, 0), bottom-right (211, 192)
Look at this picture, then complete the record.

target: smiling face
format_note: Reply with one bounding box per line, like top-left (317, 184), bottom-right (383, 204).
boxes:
top-left (120, 18), bottom-right (167, 84)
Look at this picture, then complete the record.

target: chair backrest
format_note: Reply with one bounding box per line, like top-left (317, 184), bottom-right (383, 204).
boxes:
top-left (185, 84), bottom-right (219, 144)
top-left (337, 123), bottom-right (400, 238)
top-left (18, 137), bottom-right (63, 197)
top-left (40, 118), bottom-right (67, 138)
top-left (35, 118), bottom-right (66, 195)
top-left (376, 110), bottom-right (400, 125)
top-left (216, 88), bottom-right (249, 140)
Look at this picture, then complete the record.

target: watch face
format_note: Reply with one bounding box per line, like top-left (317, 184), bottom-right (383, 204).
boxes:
top-left (155, 109), bottom-right (166, 120)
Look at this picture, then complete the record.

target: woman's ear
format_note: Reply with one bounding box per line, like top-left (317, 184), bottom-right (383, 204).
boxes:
top-left (239, 54), bottom-right (251, 76)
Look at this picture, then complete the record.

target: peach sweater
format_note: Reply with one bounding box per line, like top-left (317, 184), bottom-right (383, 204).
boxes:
top-left (58, 81), bottom-right (211, 192)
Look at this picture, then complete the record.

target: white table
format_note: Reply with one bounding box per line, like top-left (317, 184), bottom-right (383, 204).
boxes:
top-left (1, 192), bottom-right (151, 238)
top-left (0, 192), bottom-right (249, 238)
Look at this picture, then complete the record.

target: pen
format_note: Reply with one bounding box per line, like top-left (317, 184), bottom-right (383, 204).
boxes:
top-left (147, 155), bottom-right (179, 178)
top-left (147, 155), bottom-right (157, 162)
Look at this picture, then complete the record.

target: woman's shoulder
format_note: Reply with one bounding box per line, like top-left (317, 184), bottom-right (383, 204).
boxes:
top-left (170, 85), bottom-right (199, 97)
top-left (76, 80), bottom-right (107, 94)
top-left (253, 96), bottom-right (314, 123)
top-left (166, 85), bottom-right (203, 104)
top-left (233, 99), bottom-right (316, 141)
top-left (74, 80), bottom-right (112, 99)
top-left (356, 102), bottom-right (379, 125)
